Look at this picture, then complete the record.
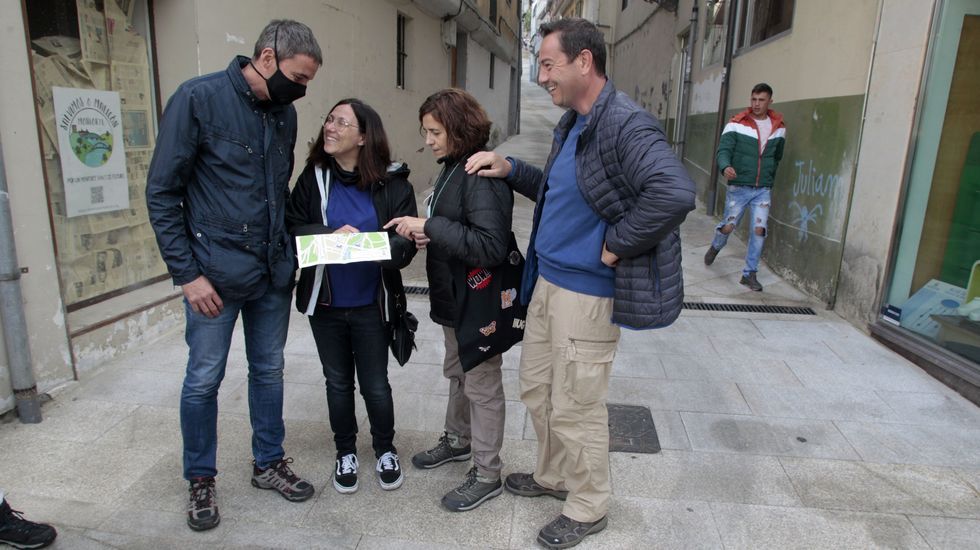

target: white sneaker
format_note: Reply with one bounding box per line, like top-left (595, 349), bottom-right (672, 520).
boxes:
top-left (333, 453), bottom-right (358, 494)
top-left (376, 451), bottom-right (403, 490)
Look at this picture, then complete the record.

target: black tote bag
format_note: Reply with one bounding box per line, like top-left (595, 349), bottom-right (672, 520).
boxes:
top-left (455, 232), bottom-right (528, 371)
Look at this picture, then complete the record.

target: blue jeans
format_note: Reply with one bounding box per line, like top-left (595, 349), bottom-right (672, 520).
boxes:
top-left (711, 185), bottom-right (771, 277)
top-left (308, 304), bottom-right (395, 459)
top-left (180, 285), bottom-right (291, 480)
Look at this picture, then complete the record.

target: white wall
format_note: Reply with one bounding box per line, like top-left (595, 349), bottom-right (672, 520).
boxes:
top-left (0, 0), bottom-right (76, 414)
top-left (835, 0), bottom-right (935, 326)
top-left (464, 35), bottom-right (516, 148)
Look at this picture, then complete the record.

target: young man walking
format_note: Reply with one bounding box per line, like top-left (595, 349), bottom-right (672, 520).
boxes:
top-left (146, 20), bottom-right (321, 531)
top-left (703, 83), bottom-right (786, 291)
top-left (467, 18), bottom-right (695, 548)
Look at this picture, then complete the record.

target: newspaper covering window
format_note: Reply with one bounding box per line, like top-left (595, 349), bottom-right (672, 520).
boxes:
top-left (28, 0), bottom-right (164, 306)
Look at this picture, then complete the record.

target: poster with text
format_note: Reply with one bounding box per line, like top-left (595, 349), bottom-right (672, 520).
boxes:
top-left (53, 87), bottom-right (130, 217)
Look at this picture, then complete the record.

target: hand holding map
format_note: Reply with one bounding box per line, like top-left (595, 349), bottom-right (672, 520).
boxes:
top-left (296, 232), bottom-right (391, 268)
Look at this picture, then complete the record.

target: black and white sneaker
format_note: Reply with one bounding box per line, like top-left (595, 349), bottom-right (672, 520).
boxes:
top-left (334, 453), bottom-right (359, 494)
top-left (376, 451), bottom-right (403, 490)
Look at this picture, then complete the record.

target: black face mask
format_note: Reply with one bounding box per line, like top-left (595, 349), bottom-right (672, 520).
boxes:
top-left (252, 27), bottom-right (307, 105)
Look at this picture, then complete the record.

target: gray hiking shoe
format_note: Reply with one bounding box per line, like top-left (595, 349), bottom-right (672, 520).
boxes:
top-left (537, 514), bottom-right (608, 549)
top-left (441, 466), bottom-right (502, 512)
top-left (504, 472), bottom-right (567, 500)
top-left (251, 457), bottom-right (315, 502)
top-left (704, 246), bottom-right (720, 265)
top-left (411, 432), bottom-right (471, 469)
top-left (739, 272), bottom-right (763, 291)
top-left (186, 477), bottom-right (220, 531)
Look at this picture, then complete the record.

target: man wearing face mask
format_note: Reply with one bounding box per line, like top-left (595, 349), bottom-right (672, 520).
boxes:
top-left (146, 20), bottom-right (321, 531)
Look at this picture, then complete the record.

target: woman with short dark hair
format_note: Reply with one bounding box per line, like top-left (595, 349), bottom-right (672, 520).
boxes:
top-left (286, 98), bottom-right (417, 495)
top-left (386, 88), bottom-right (513, 512)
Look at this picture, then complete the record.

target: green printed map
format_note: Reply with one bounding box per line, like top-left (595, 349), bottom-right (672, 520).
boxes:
top-left (296, 232), bottom-right (391, 268)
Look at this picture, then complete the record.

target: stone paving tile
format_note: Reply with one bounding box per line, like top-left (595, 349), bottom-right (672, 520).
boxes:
top-left (610, 350), bottom-right (667, 379)
top-left (93, 508), bottom-right (228, 546)
top-left (681, 412), bottom-right (861, 459)
top-left (707, 335), bottom-right (842, 364)
top-left (220, 522), bottom-right (360, 549)
top-left (835, 421), bottom-right (980, 468)
top-left (303, 471), bottom-right (514, 548)
top-left (508, 495), bottom-right (723, 550)
top-left (874, 390), bottom-right (980, 428)
top-left (356, 536), bottom-right (487, 549)
top-left (0, 491), bottom-right (115, 531)
top-left (610, 450), bottom-right (802, 506)
top-left (659, 354), bottom-right (802, 386)
top-left (0, 438), bottom-right (163, 504)
top-left (44, 527), bottom-right (119, 550)
top-left (823, 334), bottom-right (909, 365)
top-left (70, 366), bottom-right (184, 408)
top-left (607, 377), bottom-right (751, 415)
top-left (0, 398), bottom-right (137, 445)
top-left (738, 384), bottom-right (902, 422)
top-left (94, 404), bottom-right (182, 451)
top-left (710, 502), bottom-right (930, 549)
top-left (779, 457), bottom-right (980, 517)
top-left (785, 358), bottom-right (948, 392)
top-left (750, 318), bottom-right (858, 341)
top-left (906, 516), bottom-right (980, 550)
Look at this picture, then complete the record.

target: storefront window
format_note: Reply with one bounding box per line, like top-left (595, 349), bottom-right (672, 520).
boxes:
top-left (26, 0), bottom-right (165, 309)
top-left (885, 11), bottom-right (980, 365)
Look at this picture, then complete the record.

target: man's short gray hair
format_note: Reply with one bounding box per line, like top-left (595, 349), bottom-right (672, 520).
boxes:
top-left (253, 20), bottom-right (322, 66)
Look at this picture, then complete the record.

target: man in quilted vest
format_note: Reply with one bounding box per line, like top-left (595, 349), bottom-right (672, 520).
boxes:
top-left (466, 18), bottom-right (695, 549)
top-left (703, 84), bottom-right (787, 291)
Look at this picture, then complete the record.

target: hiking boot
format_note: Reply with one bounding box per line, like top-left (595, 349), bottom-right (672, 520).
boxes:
top-left (0, 498), bottom-right (57, 548)
top-left (704, 246), bottom-right (720, 265)
top-left (504, 472), bottom-right (567, 500)
top-left (334, 453), bottom-right (359, 494)
top-left (739, 272), bottom-right (763, 291)
top-left (411, 432), bottom-right (471, 469)
top-left (537, 514), bottom-right (608, 549)
top-left (186, 477), bottom-right (220, 532)
top-left (251, 457), bottom-right (315, 502)
top-left (441, 466), bottom-right (502, 512)
top-left (376, 451), bottom-right (404, 490)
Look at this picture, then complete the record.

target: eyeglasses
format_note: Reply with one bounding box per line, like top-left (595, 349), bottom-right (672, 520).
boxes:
top-left (323, 115), bottom-right (359, 132)
top-left (419, 127), bottom-right (442, 138)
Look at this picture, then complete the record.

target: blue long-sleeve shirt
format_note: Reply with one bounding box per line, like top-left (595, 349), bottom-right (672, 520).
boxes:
top-left (535, 115), bottom-right (615, 298)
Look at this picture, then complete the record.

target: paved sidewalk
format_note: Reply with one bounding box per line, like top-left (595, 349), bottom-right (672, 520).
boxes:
top-left (3, 62), bottom-right (980, 550)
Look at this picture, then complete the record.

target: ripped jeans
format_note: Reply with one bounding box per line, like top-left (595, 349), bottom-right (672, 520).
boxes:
top-left (711, 185), bottom-right (771, 277)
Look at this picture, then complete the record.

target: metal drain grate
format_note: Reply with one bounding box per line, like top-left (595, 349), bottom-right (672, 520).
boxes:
top-left (683, 302), bottom-right (816, 315)
top-left (608, 403), bottom-right (660, 454)
top-left (408, 286), bottom-right (813, 315)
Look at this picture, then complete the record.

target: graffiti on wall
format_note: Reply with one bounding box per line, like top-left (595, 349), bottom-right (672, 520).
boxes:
top-left (787, 159), bottom-right (843, 242)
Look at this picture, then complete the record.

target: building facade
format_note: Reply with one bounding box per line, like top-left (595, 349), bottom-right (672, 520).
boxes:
top-left (612, 0), bottom-right (980, 400)
top-left (0, 0), bottom-right (523, 415)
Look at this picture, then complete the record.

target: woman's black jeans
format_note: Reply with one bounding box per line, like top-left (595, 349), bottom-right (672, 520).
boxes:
top-left (308, 304), bottom-right (396, 459)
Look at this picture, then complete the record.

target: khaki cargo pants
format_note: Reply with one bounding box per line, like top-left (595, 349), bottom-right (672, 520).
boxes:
top-left (520, 276), bottom-right (620, 522)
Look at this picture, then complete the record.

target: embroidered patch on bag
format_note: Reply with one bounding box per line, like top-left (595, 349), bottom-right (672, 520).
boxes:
top-left (479, 321), bottom-right (497, 336)
top-left (478, 346), bottom-right (491, 352)
top-left (513, 318), bottom-right (526, 330)
top-left (467, 268), bottom-right (493, 290)
top-left (501, 288), bottom-right (517, 309)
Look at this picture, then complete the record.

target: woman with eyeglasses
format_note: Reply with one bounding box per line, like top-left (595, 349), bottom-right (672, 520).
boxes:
top-left (385, 89), bottom-right (513, 512)
top-left (286, 98), bottom-right (417, 495)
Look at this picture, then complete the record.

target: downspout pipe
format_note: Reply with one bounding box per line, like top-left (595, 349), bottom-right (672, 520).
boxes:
top-left (0, 135), bottom-right (42, 423)
top-left (674, 2), bottom-right (699, 160)
top-left (705, 0), bottom-right (738, 216)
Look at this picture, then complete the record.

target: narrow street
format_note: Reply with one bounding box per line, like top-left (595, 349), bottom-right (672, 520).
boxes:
top-left (2, 57), bottom-right (979, 550)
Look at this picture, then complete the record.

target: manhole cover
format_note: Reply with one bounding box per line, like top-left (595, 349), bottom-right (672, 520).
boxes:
top-left (608, 403), bottom-right (660, 454)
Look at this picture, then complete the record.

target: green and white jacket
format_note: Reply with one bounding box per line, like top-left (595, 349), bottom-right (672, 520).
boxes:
top-left (716, 108), bottom-right (786, 188)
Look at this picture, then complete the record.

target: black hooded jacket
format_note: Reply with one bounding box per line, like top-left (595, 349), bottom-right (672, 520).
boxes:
top-left (422, 155), bottom-right (514, 327)
top-left (285, 160), bottom-right (418, 320)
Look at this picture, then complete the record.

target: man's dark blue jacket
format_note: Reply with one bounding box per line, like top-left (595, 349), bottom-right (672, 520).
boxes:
top-left (507, 80), bottom-right (696, 329)
top-left (146, 56), bottom-right (297, 301)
